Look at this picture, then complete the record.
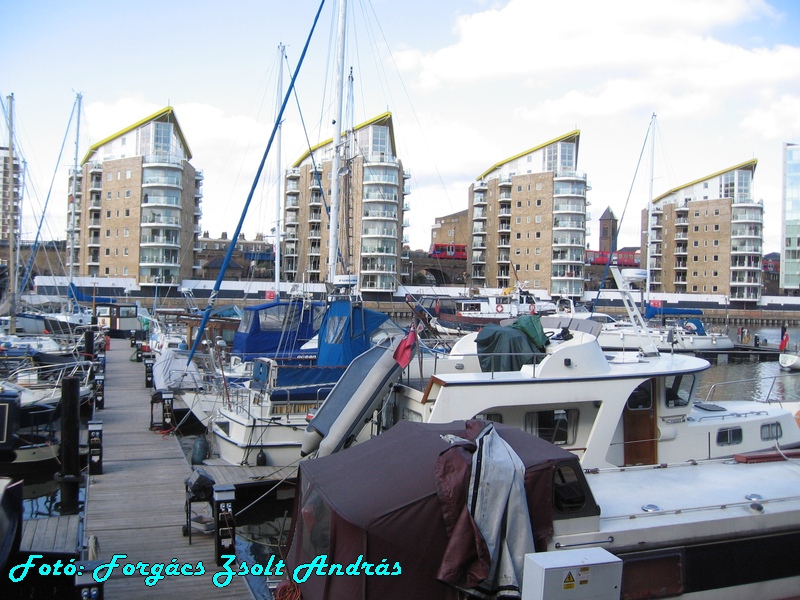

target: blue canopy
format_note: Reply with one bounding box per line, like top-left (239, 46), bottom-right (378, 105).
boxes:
top-left (645, 304), bottom-right (704, 320)
top-left (231, 298), bottom-right (326, 360)
top-left (315, 298), bottom-right (392, 366)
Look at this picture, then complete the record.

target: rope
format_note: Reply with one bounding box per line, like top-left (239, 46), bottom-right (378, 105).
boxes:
top-left (275, 580), bottom-right (302, 600)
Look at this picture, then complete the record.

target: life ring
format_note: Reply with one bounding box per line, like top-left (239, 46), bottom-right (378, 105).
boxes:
top-left (530, 305), bottom-right (536, 315)
top-left (496, 304), bottom-right (504, 313)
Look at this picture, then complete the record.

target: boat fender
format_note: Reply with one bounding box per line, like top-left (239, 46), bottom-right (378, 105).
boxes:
top-left (495, 304), bottom-right (504, 313)
top-left (191, 436), bottom-right (209, 465)
top-left (795, 410), bottom-right (800, 429)
top-left (256, 449), bottom-right (267, 466)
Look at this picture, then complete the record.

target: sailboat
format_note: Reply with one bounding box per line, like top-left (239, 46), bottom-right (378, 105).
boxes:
top-left (182, 9), bottom-right (408, 466)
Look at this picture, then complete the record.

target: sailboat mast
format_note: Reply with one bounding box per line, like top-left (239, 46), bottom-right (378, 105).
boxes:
top-left (6, 94), bottom-right (16, 335)
top-left (275, 44), bottom-right (285, 291)
top-left (645, 113), bottom-right (656, 304)
top-left (327, 0), bottom-right (347, 284)
top-left (68, 93), bottom-right (82, 308)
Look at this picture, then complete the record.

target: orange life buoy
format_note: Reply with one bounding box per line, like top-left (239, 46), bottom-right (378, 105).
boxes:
top-left (496, 304), bottom-right (504, 313)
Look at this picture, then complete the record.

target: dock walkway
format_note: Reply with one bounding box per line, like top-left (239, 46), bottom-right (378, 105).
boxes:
top-left (83, 341), bottom-right (252, 599)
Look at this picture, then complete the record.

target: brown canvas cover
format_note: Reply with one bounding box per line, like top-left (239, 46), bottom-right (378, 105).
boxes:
top-left (283, 420), bottom-right (575, 599)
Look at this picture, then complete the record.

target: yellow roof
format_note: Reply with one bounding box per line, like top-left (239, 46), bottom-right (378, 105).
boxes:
top-left (653, 159), bottom-right (758, 203)
top-left (291, 111), bottom-right (396, 168)
top-left (477, 130), bottom-right (580, 181)
top-left (81, 106), bottom-right (192, 165)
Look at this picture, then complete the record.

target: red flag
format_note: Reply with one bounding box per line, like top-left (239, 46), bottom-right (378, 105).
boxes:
top-left (780, 331), bottom-right (789, 352)
top-left (393, 328), bottom-right (417, 368)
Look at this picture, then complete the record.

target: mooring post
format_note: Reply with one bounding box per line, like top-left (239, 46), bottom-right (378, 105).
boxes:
top-left (58, 376), bottom-right (83, 515)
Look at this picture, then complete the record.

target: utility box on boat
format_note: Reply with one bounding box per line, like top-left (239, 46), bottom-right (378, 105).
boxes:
top-left (522, 548), bottom-right (622, 600)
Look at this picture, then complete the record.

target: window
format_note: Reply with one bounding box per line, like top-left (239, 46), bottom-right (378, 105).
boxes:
top-left (516, 232), bottom-right (522, 239)
top-left (475, 412), bottom-right (503, 423)
top-left (105, 229), bottom-right (111, 237)
top-left (717, 427), bottom-right (742, 446)
top-left (694, 211), bottom-right (700, 217)
top-left (535, 232), bottom-right (541, 239)
top-left (664, 374), bottom-right (693, 407)
top-left (535, 247), bottom-right (541, 255)
top-left (713, 255), bottom-right (719, 262)
top-left (516, 217), bottom-right (522, 224)
top-left (712, 270), bottom-right (718, 277)
top-left (106, 192), bottom-right (112, 200)
top-left (692, 285), bottom-right (698, 291)
top-left (693, 240), bottom-right (699, 247)
top-left (517, 201), bottom-right (522, 208)
top-left (106, 210), bottom-right (111, 218)
top-left (517, 185), bottom-right (522, 192)
top-left (761, 422), bottom-right (782, 441)
top-left (693, 255), bottom-right (698, 262)
top-left (627, 381), bottom-right (652, 410)
top-left (693, 225), bottom-right (699, 232)
top-left (534, 264), bottom-right (540, 271)
top-left (525, 409), bottom-right (578, 445)
top-left (106, 173), bottom-right (112, 182)
top-left (125, 209), bottom-right (130, 217)
top-left (104, 267), bottom-right (110, 274)
top-left (124, 228), bottom-right (129, 237)
top-left (123, 248), bottom-right (129, 256)
top-left (105, 248), bottom-right (110, 256)
top-left (515, 248), bottom-right (521, 255)
top-left (116, 210), bottom-right (120, 217)
top-left (552, 465), bottom-right (586, 513)
top-left (713, 240), bottom-right (719, 246)
top-left (125, 190), bottom-right (131, 198)
top-left (536, 199), bottom-right (542, 206)
top-left (535, 215), bottom-right (542, 223)
top-left (125, 169), bottom-right (131, 178)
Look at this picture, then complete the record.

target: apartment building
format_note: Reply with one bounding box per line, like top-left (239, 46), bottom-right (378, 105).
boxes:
top-left (282, 112), bottom-right (409, 294)
top-left (640, 159), bottom-right (762, 303)
top-left (1, 145), bottom-right (21, 250)
top-left (67, 107), bottom-right (203, 291)
top-left (467, 131), bottom-right (589, 297)
top-left (781, 143), bottom-right (800, 292)
top-left (430, 209), bottom-right (470, 250)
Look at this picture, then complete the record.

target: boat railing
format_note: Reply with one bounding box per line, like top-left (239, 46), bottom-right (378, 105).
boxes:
top-left (701, 371), bottom-right (800, 405)
top-left (228, 384), bottom-right (331, 418)
top-left (8, 359), bottom-right (94, 390)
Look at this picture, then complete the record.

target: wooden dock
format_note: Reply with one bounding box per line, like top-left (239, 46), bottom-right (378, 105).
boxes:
top-left (21, 514), bottom-right (82, 556)
top-left (82, 341), bottom-right (253, 599)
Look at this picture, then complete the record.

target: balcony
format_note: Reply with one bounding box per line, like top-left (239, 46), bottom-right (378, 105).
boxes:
top-left (141, 215), bottom-right (181, 226)
top-left (142, 175), bottom-right (182, 188)
top-left (142, 195), bottom-right (181, 209)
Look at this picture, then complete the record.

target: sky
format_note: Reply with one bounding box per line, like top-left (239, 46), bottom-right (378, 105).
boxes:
top-left (3, 0), bottom-right (800, 255)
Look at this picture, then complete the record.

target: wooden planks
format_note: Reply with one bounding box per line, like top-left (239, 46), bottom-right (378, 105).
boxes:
top-left (21, 514), bottom-right (82, 556)
top-left (82, 342), bottom-right (253, 599)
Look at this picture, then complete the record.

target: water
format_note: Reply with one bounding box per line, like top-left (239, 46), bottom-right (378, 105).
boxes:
top-left (696, 325), bottom-right (800, 405)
